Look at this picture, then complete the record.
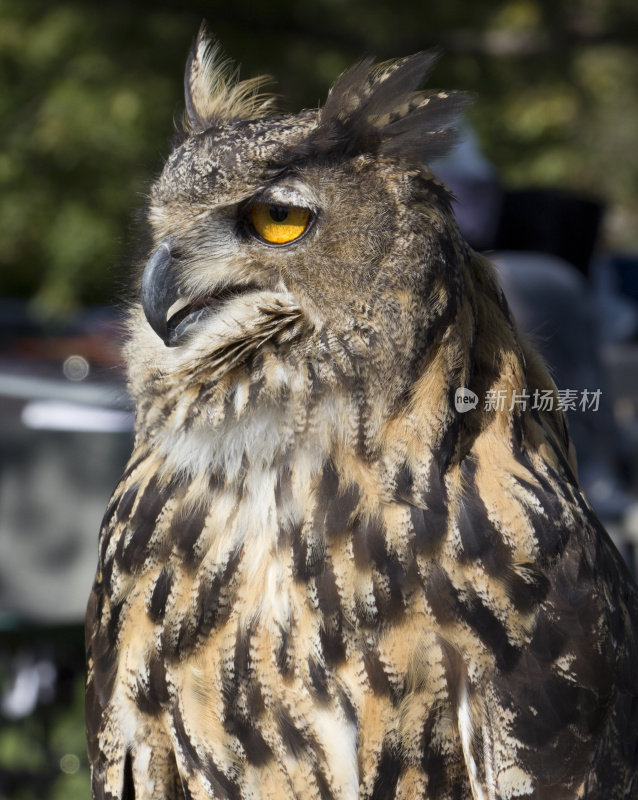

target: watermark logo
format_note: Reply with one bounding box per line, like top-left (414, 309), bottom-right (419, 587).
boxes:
top-left (455, 388), bottom-right (479, 413)
top-left (454, 387), bottom-right (602, 413)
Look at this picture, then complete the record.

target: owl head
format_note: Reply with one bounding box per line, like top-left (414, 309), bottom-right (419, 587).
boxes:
top-left (129, 25), bottom-right (472, 423)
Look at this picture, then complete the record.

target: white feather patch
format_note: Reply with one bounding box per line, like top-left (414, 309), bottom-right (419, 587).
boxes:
top-left (458, 683), bottom-right (486, 800)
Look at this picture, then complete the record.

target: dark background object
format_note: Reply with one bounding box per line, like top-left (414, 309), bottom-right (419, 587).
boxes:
top-left (494, 189), bottom-right (604, 275)
top-left (608, 254), bottom-right (638, 303)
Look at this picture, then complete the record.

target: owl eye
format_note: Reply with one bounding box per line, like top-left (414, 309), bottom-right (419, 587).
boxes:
top-left (250, 203), bottom-right (312, 245)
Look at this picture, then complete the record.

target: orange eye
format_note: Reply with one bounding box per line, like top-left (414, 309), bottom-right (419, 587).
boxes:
top-left (250, 203), bottom-right (311, 244)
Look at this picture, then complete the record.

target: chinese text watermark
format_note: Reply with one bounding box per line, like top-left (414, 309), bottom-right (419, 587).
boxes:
top-left (455, 388), bottom-right (602, 414)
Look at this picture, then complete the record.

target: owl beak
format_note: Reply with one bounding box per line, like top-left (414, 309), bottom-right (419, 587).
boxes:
top-left (141, 239), bottom-right (182, 346)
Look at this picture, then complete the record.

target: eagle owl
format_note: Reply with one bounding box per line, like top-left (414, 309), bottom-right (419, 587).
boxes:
top-left (86, 25), bottom-right (638, 800)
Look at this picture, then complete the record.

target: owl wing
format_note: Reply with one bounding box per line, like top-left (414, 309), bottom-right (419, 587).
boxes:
top-left (449, 492), bottom-right (638, 799)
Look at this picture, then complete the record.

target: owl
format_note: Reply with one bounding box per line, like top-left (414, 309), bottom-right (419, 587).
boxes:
top-left (86, 24), bottom-right (638, 800)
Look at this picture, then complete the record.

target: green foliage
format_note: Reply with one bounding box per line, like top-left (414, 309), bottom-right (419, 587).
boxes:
top-left (0, 655), bottom-right (89, 800)
top-left (1, 0), bottom-right (638, 316)
top-left (0, 1), bottom-right (192, 317)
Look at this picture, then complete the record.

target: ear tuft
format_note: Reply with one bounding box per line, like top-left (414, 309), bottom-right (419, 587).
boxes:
top-left (317, 51), bottom-right (473, 163)
top-left (183, 22), bottom-right (276, 133)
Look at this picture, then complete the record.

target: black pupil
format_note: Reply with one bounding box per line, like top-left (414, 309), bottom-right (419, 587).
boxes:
top-left (269, 205), bottom-right (289, 223)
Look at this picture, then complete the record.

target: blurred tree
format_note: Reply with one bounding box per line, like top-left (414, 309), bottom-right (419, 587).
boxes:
top-left (0, 2), bottom-right (191, 317)
top-left (1, 0), bottom-right (637, 317)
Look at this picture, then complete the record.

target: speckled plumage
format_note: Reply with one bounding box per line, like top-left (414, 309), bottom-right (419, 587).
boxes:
top-left (86, 25), bottom-right (638, 800)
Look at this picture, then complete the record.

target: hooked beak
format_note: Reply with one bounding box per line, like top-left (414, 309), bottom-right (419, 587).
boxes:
top-left (141, 239), bottom-right (181, 347)
top-left (141, 239), bottom-right (263, 348)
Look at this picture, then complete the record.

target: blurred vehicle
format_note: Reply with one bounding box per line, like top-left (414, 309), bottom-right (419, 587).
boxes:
top-left (0, 300), bottom-right (133, 626)
top-left (0, 301), bottom-right (134, 796)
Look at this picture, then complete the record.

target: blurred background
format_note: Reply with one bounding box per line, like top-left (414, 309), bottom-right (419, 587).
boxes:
top-left (1, 0), bottom-right (638, 797)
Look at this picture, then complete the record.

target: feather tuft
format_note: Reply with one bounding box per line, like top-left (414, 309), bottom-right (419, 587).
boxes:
top-left (183, 21), bottom-right (276, 133)
top-left (316, 51), bottom-right (472, 163)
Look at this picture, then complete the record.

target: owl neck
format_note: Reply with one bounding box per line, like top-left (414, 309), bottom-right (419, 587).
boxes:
top-left (128, 249), bottom-right (570, 501)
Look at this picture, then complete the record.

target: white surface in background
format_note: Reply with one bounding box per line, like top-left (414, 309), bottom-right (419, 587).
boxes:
top-left (21, 400), bottom-right (134, 432)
